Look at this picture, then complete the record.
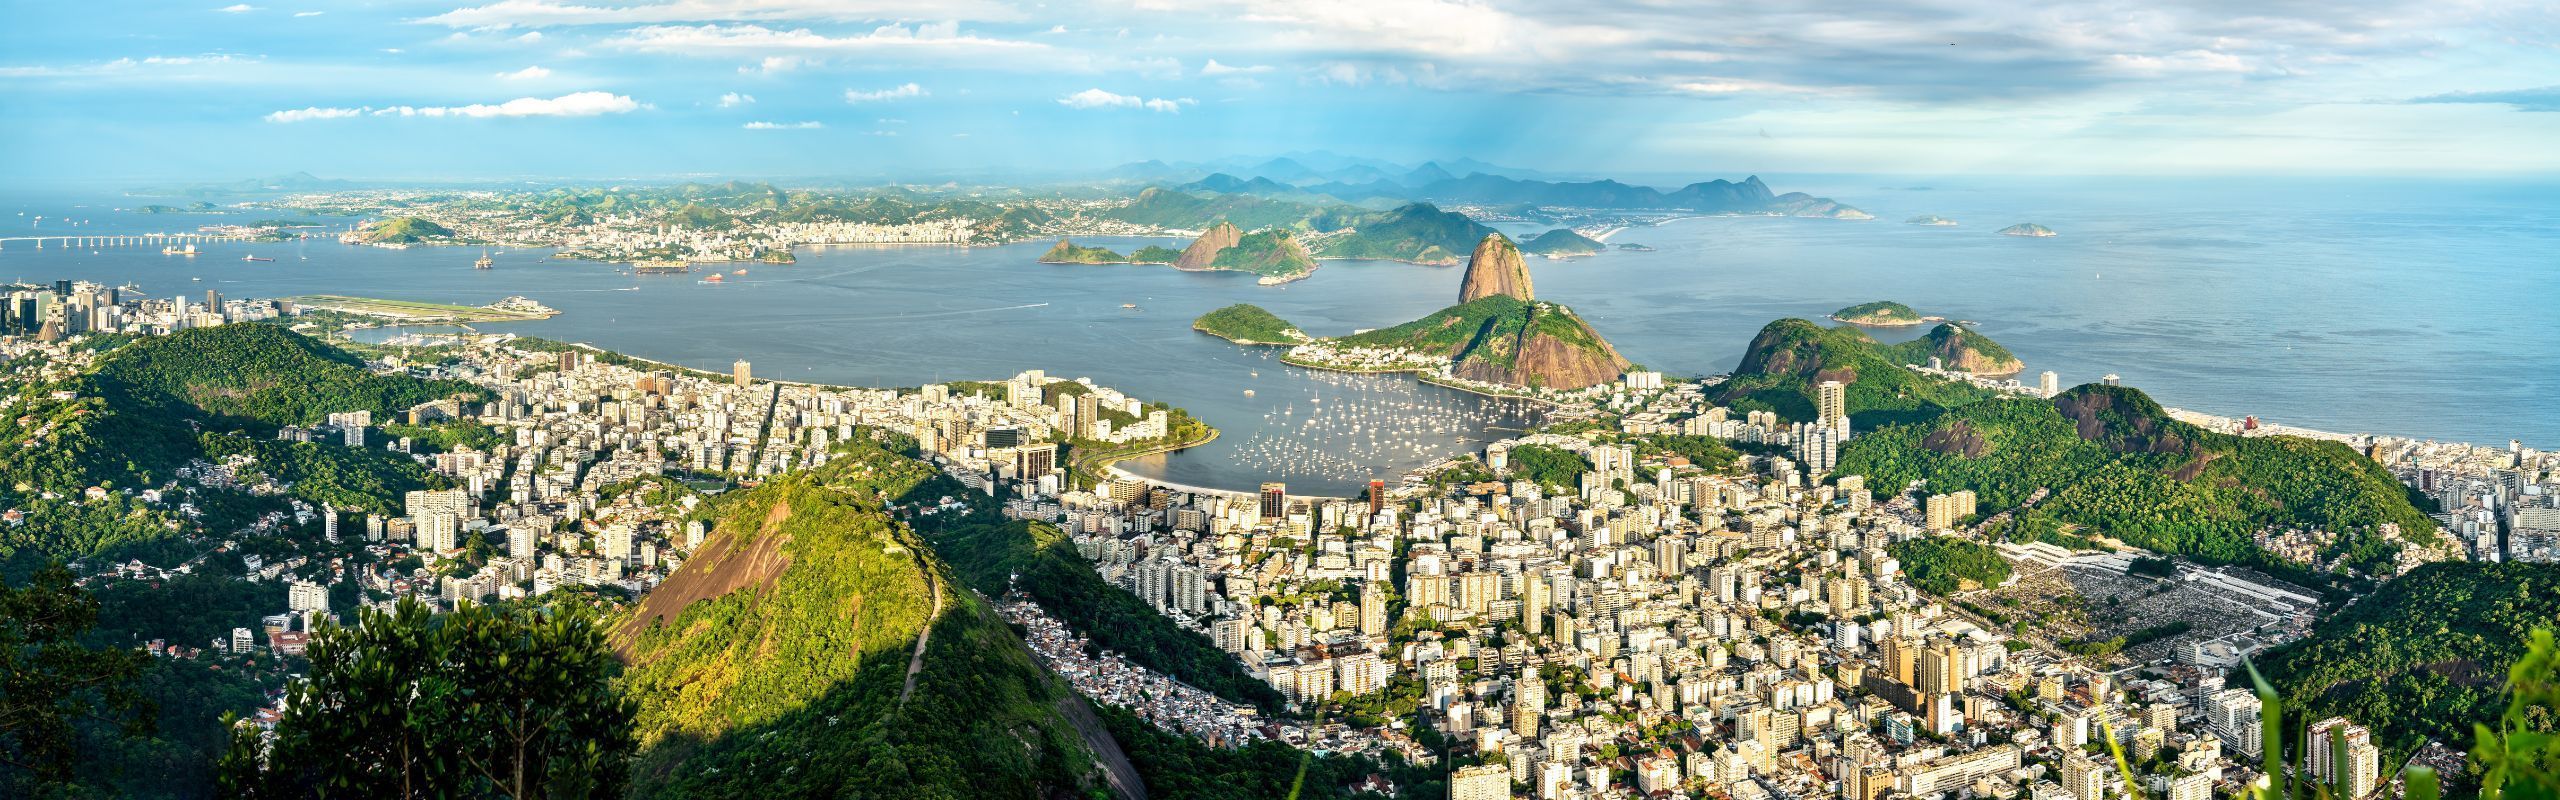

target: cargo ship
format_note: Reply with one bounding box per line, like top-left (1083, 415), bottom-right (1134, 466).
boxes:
top-left (631, 259), bottom-right (691, 275)
top-left (242, 255), bottom-right (274, 262)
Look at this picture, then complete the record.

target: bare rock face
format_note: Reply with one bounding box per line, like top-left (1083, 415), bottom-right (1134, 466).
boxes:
top-left (1175, 221), bottom-right (1244, 270)
top-left (1450, 306), bottom-right (1631, 390)
top-left (1457, 233), bottom-right (1534, 303)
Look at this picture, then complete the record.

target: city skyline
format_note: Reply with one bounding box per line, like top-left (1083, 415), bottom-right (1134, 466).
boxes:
top-left (4, 0), bottom-right (2560, 183)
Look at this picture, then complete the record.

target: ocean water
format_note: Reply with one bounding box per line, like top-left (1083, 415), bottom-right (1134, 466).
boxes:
top-left (1, 176), bottom-right (2551, 493)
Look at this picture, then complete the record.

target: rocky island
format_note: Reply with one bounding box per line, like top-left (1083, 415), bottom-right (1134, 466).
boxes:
top-left (1830, 300), bottom-right (1942, 327)
top-left (1519, 228), bottom-right (1605, 257)
top-left (1905, 215), bottom-right (1957, 226)
top-left (1999, 222), bottom-right (2058, 237)
top-left (1191, 303), bottom-right (1309, 345)
top-left (1284, 233), bottom-right (1632, 392)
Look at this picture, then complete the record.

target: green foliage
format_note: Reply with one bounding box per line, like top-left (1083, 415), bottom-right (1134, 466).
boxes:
top-left (1208, 229), bottom-right (1319, 278)
top-left (198, 433), bottom-right (448, 517)
top-left (1835, 385), bottom-right (2440, 572)
top-left (2476, 629), bottom-right (2560, 800)
top-left (1094, 704), bottom-right (1386, 799)
top-left (2127, 555), bottom-right (2178, 578)
top-left (1308, 202), bottom-right (1498, 264)
top-left (1129, 245), bottom-right (1183, 264)
top-left (1833, 301), bottom-right (1923, 324)
top-left (1634, 434), bottom-right (1741, 472)
top-left (377, 420), bottom-right (506, 454)
top-left (0, 563), bottom-right (154, 795)
top-left (1105, 187), bottom-right (1335, 233)
top-left (357, 216), bottom-right (454, 243)
top-left (1718, 318), bottom-right (1999, 428)
top-left (220, 597), bottom-right (635, 799)
top-left (915, 498), bottom-right (1289, 713)
top-left (1037, 239), bottom-right (1127, 264)
top-left (2260, 563), bottom-right (2560, 767)
top-left (619, 439), bottom-right (1106, 798)
top-left (1506, 444), bottom-right (1591, 491)
top-left (1193, 304), bottom-right (1307, 345)
top-left (2062, 621), bottom-right (2191, 658)
top-left (87, 324), bottom-right (480, 433)
top-left (1888, 536), bottom-right (2013, 594)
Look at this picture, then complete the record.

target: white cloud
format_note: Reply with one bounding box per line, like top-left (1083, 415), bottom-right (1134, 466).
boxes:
top-left (844, 82), bottom-right (925, 103)
top-left (1057, 88), bottom-right (1192, 113)
top-left (868, 129), bottom-right (897, 136)
top-left (1198, 59), bottom-right (1271, 76)
top-left (496, 65), bottom-right (551, 80)
top-left (264, 91), bottom-right (643, 122)
top-left (718, 91), bottom-right (753, 107)
top-left (739, 56), bottom-right (808, 74)
top-left (514, 31), bottom-right (544, 43)
top-left (263, 106), bottom-right (365, 123)
top-left (416, 0), bottom-right (1022, 29)
top-left (218, 4), bottom-right (259, 12)
top-left (0, 54), bottom-right (257, 78)
top-left (293, 10), bottom-right (322, 17)
top-left (603, 23), bottom-right (1040, 58)
top-left (742, 120), bottom-right (822, 129)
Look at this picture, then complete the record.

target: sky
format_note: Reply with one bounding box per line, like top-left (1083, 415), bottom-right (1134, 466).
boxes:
top-left (3, 0), bottom-right (2557, 184)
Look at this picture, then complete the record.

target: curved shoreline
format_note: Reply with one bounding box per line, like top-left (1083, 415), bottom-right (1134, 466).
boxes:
top-left (1276, 353), bottom-right (1570, 408)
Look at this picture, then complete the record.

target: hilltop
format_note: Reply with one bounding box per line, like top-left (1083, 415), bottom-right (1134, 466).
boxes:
top-left (1038, 239), bottom-right (1132, 264)
top-left (1165, 223), bottom-right (1318, 282)
top-left (1830, 300), bottom-right (1929, 326)
top-left (1329, 294), bottom-right (1631, 390)
top-left (1999, 222), bottom-right (2057, 237)
top-left (1832, 383), bottom-right (2444, 577)
top-left (618, 436), bottom-right (1142, 799)
top-left (1193, 303), bottom-right (1308, 345)
top-left (1885, 323), bottom-right (2023, 375)
top-left (1519, 228), bottom-right (1605, 257)
top-left (1308, 202), bottom-right (1499, 265)
top-left (1717, 318), bottom-right (2001, 426)
top-left (356, 216), bottom-right (456, 244)
top-left (1457, 234), bottom-right (1535, 303)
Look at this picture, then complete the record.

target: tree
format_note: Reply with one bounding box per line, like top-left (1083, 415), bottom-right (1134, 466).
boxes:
top-left (219, 598), bottom-right (635, 799)
top-left (0, 563), bottom-right (153, 793)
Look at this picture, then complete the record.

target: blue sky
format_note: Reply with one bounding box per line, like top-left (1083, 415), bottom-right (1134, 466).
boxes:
top-left (3, 0), bottom-right (2556, 184)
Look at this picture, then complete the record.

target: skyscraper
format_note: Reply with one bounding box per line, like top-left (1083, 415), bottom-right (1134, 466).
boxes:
top-left (1367, 479), bottom-right (1385, 519)
top-left (1817, 379), bottom-right (1848, 436)
top-left (1259, 482), bottom-right (1287, 522)
top-left (732, 359), bottom-right (752, 387)
top-left (2039, 370), bottom-right (2060, 398)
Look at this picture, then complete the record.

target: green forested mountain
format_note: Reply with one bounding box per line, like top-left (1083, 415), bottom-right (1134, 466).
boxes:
top-left (1518, 228), bottom-right (1604, 257)
top-left (1310, 203), bottom-right (1500, 265)
top-left (617, 435), bottom-right (1136, 799)
top-left (2258, 562), bottom-right (2560, 766)
top-left (1833, 384), bottom-right (2440, 574)
top-left (1715, 318), bottom-right (2000, 426)
top-left (0, 325), bottom-right (468, 569)
top-left (355, 216), bottom-right (453, 243)
top-left (1326, 294), bottom-right (1631, 390)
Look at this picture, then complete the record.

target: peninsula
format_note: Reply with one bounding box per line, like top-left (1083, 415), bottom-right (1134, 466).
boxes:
top-left (1282, 233), bottom-right (1631, 392)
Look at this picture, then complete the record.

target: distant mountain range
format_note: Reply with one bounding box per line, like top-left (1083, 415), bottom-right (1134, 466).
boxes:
top-left (1158, 163), bottom-right (1867, 218)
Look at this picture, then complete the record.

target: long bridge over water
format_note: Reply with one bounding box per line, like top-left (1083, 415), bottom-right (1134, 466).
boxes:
top-left (0, 233), bottom-right (257, 249)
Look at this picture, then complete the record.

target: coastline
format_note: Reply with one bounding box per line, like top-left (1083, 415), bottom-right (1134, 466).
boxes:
top-left (1276, 352), bottom-right (1570, 408)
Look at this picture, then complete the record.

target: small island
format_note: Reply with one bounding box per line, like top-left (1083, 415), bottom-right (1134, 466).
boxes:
top-left (1614, 242), bottom-right (1654, 251)
top-left (1192, 303), bottom-right (1309, 345)
top-left (1905, 215), bottom-right (1957, 226)
top-left (1037, 238), bottom-right (1183, 265)
top-left (1830, 300), bottom-right (1943, 327)
top-left (135, 202), bottom-right (221, 214)
top-left (1519, 228), bottom-right (1605, 257)
top-left (1180, 224), bottom-right (1318, 284)
top-left (1999, 222), bottom-right (2057, 237)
